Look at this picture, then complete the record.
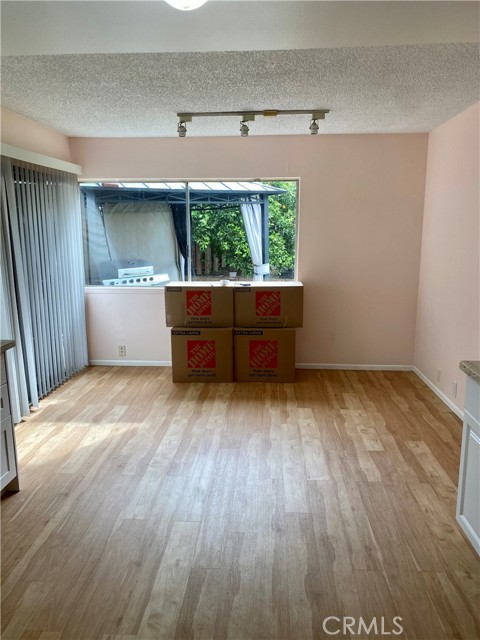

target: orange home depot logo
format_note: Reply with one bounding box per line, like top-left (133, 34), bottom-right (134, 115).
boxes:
top-left (255, 290), bottom-right (281, 317)
top-left (186, 290), bottom-right (212, 316)
top-left (249, 340), bottom-right (278, 369)
top-left (187, 340), bottom-right (216, 369)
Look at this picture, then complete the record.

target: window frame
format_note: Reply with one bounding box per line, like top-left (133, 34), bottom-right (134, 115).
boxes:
top-left (79, 178), bottom-right (300, 287)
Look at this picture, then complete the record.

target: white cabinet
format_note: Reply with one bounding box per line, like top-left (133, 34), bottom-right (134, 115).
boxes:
top-left (0, 348), bottom-right (19, 493)
top-left (457, 369), bottom-right (480, 555)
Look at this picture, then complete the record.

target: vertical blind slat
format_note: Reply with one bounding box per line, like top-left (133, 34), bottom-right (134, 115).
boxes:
top-left (44, 169), bottom-right (63, 390)
top-left (33, 166), bottom-right (55, 394)
top-left (71, 177), bottom-right (88, 368)
top-left (68, 174), bottom-right (88, 370)
top-left (71, 176), bottom-right (86, 370)
top-left (17, 165), bottom-right (46, 399)
top-left (56, 171), bottom-right (74, 377)
top-left (55, 173), bottom-right (68, 379)
top-left (22, 166), bottom-right (48, 397)
top-left (34, 167), bottom-right (59, 391)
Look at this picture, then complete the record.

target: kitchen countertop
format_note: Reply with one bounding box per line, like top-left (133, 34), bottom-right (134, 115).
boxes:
top-left (459, 360), bottom-right (480, 385)
top-left (0, 340), bottom-right (16, 354)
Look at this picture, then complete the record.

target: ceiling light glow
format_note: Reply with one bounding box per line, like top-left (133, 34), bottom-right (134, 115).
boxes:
top-left (165, 0), bottom-right (208, 10)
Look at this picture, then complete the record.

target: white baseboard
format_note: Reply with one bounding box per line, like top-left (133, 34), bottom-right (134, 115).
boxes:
top-left (295, 363), bottom-right (413, 371)
top-left (89, 360), bottom-right (172, 367)
top-left (90, 361), bottom-right (413, 371)
top-left (457, 514), bottom-right (480, 556)
top-left (413, 367), bottom-right (463, 420)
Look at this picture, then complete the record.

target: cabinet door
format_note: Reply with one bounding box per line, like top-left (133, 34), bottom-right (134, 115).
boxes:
top-left (0, 382), bottom-right (11, 422)
top-left (457, 408), bottom-right (480, 555)
top-left (1, 416), bottom-right (17, 490)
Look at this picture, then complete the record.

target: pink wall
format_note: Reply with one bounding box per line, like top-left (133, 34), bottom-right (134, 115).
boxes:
top-left (1, 107), bottom-right (71, 162)
top-left (72, 133), bottom-right (428, 367)
top-left (415, 102), bottom-right (480, 411)
top-left (86, 287), bottom-right (171, 364)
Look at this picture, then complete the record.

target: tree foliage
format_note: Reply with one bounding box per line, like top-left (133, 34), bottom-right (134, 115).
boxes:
top-left (191, 181), bottom-right (297, 278)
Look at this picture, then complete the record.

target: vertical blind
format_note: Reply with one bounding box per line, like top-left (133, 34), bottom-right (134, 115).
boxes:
top-left (1, 157), bottom-right (88, 420)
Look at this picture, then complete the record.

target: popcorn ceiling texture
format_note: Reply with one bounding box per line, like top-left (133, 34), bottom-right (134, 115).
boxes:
top-left (1, 43), bottom-right (479, 137)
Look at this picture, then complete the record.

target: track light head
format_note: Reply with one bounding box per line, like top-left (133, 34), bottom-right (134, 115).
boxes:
top-left (309, 119), bottom-right (319, 135)
top-left (240, 120), bottom-right (249, 137)
top-left (177, 121), bottom-right (187, 137)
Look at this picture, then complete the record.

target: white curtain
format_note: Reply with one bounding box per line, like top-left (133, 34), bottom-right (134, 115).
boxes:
top-left (1, 157), bottom-right (88, 420)
top-left (240, 202), bottom-right (269, 281)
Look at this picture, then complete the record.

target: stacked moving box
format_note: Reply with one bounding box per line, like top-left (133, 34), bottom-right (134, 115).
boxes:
top-left (165, 281), bottom-right (303, 383)
top-left (166, 283), bottom-right (234, 382)
top-left (233, 282), bottom-right (303, 382)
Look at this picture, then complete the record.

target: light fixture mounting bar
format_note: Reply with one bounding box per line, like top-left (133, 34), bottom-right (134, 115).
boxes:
top-left (177, 109), bottom-right (329, 120)
top-left (176, 108), bottom-right (330, 137)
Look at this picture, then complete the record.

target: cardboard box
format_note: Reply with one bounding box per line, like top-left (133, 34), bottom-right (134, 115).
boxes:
top-left (171, 328), bottom-right (233, 382)
top-left (234, 282), bottom-right (303, 328)
top-left (234, 328), bottom-right (296, 382)
top-left (165, 282), bottom-right (234, 327)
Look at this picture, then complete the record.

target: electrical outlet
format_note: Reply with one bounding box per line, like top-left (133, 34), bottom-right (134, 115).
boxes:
top-left (118, 345), bottom-right (126, 357)
top-left (436, 370), bottom-right (441, 383)
top-left (452, 382), bottom-right (458, 398)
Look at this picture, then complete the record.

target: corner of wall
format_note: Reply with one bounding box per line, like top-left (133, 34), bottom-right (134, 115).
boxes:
top-left (414, 102), bottom-right (480, 412)
top-left (1, 107), bottom-right (71, 163)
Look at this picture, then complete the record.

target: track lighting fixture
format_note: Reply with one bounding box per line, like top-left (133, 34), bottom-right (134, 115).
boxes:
top-left (177, 121), bottom-right (187, 137)
top-left (240, 120), bottom-right (250, 137)
top-left (176, 109), bottom-right (329, 136)
top-left (165, 0), bottom-right (208, 10)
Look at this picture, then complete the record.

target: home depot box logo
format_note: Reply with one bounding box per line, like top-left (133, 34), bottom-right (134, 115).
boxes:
top-left (234, 328), bottom-right (294, 382)
top-left (249, 340), bottom-right (278, 369)
top-left (187, 340), bottom-right (216, 369)
top-left (187, 340), bottom-right (216, 368)
top-left (255, 290), bottom-right (281, 317)
top-left (172, 328), bottom-right (233, 382)
top-left (186, 290), bottom-right (212, 316)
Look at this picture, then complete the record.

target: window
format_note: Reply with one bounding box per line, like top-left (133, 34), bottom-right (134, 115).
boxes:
top-left (80, 180), bottom-right (298, 286)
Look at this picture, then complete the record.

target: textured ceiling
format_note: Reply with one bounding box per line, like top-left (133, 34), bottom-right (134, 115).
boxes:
top-left (2, 44), bottom-right (479, 137)
top-left (1, 1), bottom-right (479, 137)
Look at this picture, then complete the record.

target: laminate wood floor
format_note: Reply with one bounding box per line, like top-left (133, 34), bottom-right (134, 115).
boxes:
top-left (1, 367), bottom-right (479, 640)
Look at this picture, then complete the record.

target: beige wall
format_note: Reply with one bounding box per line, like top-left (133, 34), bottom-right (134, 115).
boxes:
top-left (1, 107), bottom-right (72, 162)
top-left (415, 102), bottom-right (480, 411)
top-left (86, 287), bottom-right (171, 365)
top-left (71, 133), bottom-right (428, 367)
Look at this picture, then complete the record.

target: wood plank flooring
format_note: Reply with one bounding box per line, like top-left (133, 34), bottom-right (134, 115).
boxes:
top-left (1, 367), bottom-right (479, 640)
